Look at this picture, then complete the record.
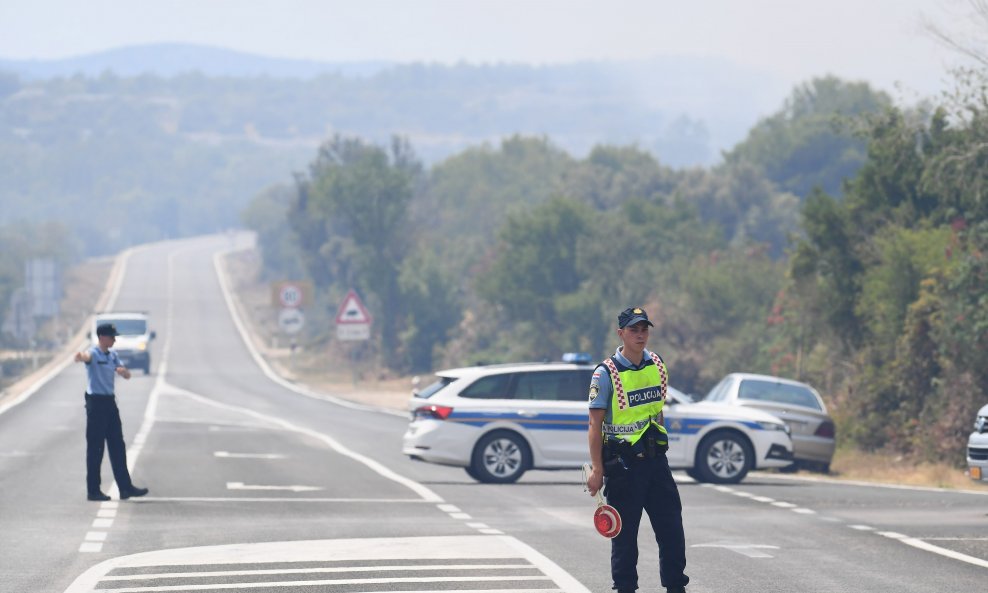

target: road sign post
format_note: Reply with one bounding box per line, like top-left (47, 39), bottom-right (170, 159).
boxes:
top-left (334, 289), bottom-right (372, 341)
top-left (335, 289), bottom-right (372, 386)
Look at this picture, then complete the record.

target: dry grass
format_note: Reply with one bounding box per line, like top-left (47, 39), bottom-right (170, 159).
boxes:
top-left (824, 447), bottom-right (987, 491)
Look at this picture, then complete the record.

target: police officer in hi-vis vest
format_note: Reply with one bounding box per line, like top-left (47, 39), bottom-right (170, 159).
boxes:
top-left (586, 307), bottom-right (689, 593)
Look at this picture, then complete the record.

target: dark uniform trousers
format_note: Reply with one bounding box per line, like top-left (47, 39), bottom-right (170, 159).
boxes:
top-left (604, 452), bottom-right (689, 591)
top-left (85, 394), bottom-right (134, 495)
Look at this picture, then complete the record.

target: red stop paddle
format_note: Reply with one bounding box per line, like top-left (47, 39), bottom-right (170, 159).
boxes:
top-left (583, 463), bottom-right (622, 538)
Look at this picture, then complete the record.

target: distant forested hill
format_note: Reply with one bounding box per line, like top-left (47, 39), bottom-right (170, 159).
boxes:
top-left (0, 43), bottom-right (787, 164)
top-left (0, 44), bottom-right (788, 255)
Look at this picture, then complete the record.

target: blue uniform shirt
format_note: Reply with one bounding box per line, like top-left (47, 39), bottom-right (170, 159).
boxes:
top-left (85, 345), bottom-right (124, 396)
top-left (588, 347), bottom-right (658, 424)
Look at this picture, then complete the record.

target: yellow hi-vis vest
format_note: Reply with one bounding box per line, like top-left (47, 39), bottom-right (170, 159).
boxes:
top-left (601, 351), bottom-right (669, 446)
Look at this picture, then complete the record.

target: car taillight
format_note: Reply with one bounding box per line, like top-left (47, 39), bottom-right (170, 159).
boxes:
top-left (414, 405), bottom-right (454, 420)
top-left (815, 421), bottom-right (835, 438)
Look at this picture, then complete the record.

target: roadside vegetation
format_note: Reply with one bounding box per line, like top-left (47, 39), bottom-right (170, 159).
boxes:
top-left (244, 73), bottom-right (987, 475)
top-left (1, 62), bottom-right (985, 481)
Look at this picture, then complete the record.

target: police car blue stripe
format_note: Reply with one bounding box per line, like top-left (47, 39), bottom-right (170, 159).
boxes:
top-left (445, 412), bottom-right (770, 434)
top-left (448, 411), bottom-right (586, 430)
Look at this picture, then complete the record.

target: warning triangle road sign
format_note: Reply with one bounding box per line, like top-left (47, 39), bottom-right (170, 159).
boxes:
top-left (335, 289), bottom-right (372, 325)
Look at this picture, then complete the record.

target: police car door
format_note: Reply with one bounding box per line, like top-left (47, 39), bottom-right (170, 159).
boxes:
top-left (662, 388), bottom-right (690, 466)
top-left (510, 370), bottom-right (591, 467)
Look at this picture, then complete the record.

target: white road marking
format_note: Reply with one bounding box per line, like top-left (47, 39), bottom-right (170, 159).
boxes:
top-left (92, 518), bottom-right (114, 528)
top-left (97, 563), bottom-right (539, 580)
top-left (693, 543), bottom-right (779, 558)
top-left (170, 385), bottom-right (443, 502)
top-left (725, 480), bottom-right (988, 571)
top-left (84, 532), bottom-right (107, 542)
top-left (753, 471), bottom-right (988, 496)
top-left (136, 496), bottom-right (433, 503)
top-left (63, 535), bottom-right (591, 593)
top-left (437, 503), bottom-right (461, 512)
top-left (751, 496), bottom-right (775, 502)
top-left (97, 509), bottom-right (116, 518)
top-left (450, 512), bottom-right (473, 520)
top-left (213, 451), bottom-right (286, 459)
top-left (879, 531), bottom-right (988, 569)
top-left (226, 482), bottom-right (323, 493)
top-left (78, 542), bottom-right (102, 553)
top-left (213, 249), bottom-right (413, 422)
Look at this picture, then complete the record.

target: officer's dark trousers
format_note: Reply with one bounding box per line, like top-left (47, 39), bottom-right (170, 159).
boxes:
top-left (85, 395), bottom-right (133, 495)
top-left (604, 453), bottom-right (689, 590)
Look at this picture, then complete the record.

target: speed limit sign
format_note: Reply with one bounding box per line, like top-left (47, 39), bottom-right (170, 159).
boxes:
top-left (279, 284), bottom-right (303, 308)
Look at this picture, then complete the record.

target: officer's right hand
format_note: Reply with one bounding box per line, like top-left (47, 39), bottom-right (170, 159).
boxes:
top-left (587, 466), bottom-right (604, 497)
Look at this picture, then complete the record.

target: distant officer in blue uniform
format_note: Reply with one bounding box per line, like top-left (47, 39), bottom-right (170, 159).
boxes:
top-left (74, 323), bottom-right (149, 501)
top-left (586, 307), bottom-right (689, 593)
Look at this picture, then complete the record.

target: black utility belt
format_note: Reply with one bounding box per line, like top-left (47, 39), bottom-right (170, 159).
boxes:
top-left (85, 393), bottom-right (115, 398)
top-left (604, 437), bottom-right (668, 460)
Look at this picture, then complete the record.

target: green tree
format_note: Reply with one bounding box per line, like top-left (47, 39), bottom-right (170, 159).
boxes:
top-left (291, 136), bottom-right (420, 360)
top-left (476, 196), bottom-right (593, 358)
top-left (726, 76), bottom-right (890, 198)
top-left (241, 183), bottom-right (305, 280)
top-left (397, 248), bottom-right (462, 372)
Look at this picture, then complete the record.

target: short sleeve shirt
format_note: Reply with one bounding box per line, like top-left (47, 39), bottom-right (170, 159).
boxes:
top-left (85, 346), bottom-right (123, 395)
top-left (588, 347), bottom-right (657, 424)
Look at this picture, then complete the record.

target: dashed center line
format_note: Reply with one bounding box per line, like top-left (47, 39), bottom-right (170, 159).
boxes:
top-left (704, 483), bottom-right (988, 570)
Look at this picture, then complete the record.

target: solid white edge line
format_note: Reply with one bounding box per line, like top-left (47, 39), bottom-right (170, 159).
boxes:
top-left (881, 532), bottom-right (988, 569)
top-left (210, 245), bottom-right (442, 503)
top-left (164, 381), bottom-right (443, 503)
top-left (500, 535), bottom-right (593, 593)
top-left (211, 247), bottom-right (406, 418)
top-left (751, 471), bottom-right (988, 496)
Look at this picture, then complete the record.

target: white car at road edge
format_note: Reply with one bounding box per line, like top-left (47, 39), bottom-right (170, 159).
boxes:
top-left (402, 360), bottom-right (794, 484)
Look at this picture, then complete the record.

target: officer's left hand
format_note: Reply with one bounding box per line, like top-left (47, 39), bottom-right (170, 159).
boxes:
top-left (587, 466), bottom-right (604, 497)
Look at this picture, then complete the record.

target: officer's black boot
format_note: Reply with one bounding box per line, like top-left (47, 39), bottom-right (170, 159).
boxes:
top-left (665, 586), bottom-right (686, 593)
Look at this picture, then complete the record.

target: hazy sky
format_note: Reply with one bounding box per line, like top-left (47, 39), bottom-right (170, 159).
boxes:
top-left (0, 0), bottom-right (976, 98)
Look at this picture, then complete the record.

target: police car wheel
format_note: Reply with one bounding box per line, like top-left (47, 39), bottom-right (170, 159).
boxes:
top-left (470, 430), bottom-right (530, 484)
top-left (694, 430), bottom-right (753, 484)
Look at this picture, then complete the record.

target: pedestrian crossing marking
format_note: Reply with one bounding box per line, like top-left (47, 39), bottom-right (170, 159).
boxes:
top-left (63, 535), bottom-right (591, 593)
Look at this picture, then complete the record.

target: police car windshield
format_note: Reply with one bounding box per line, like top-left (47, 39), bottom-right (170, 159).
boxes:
top-left (104, 320), bottom-right (147, 336)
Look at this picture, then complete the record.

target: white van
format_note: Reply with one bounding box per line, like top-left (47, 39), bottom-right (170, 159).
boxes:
top-left (89, 312), bottom-right (156, 375)
top-left (967, 403), bottom-right (988, 483)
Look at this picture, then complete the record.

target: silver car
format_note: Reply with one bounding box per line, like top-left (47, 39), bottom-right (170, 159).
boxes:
top-left (967, 403), bottom-right (988, 483)
top-left (701, 373), bottom-right (835, 473)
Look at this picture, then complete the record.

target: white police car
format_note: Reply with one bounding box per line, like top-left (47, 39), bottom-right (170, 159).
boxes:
top-left (402, 357), bottom-right (793, 484)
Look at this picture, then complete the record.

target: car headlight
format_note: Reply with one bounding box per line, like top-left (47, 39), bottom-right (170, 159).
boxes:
top-left (137, 341), bottom-right (147, 351)
top-left (757, 421), bottom-right (790, 435)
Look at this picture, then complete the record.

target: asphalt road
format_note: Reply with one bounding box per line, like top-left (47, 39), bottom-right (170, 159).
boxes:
top-left (0, 234), bottom-right (985, 593)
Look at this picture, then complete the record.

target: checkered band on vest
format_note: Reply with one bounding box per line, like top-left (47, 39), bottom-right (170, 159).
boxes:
top-left (602, 358), bottom-right (627, 409)
top-left (602, 353), bottom-right (667, 411)
top-left (650, 352), bottom-right (668, 397)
